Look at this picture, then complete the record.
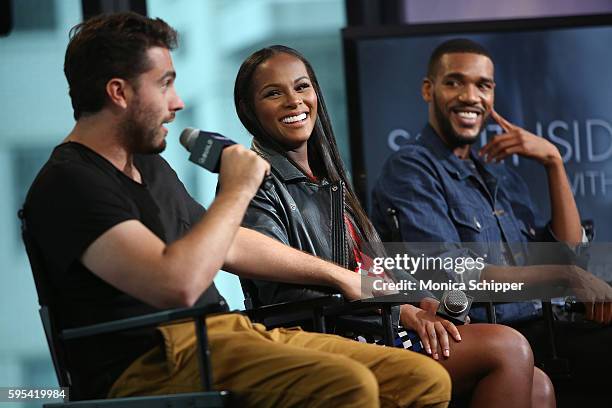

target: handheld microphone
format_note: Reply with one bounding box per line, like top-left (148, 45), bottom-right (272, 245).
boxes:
top-left (436, 290), bottom-right (473, 325)
top-left (180, 127), bottom-right (273, 190)
top-left (180, 128), bottom-right (235, 173)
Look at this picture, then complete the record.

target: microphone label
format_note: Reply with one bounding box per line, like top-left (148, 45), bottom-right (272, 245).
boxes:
top-left (189, 131), bottom-right (235, 173)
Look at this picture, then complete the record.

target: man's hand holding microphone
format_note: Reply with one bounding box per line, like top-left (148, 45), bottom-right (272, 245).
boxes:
top-left (218, 144), bottom-right (270, 200)
top-left (179, 127), bottom-right (270, 200)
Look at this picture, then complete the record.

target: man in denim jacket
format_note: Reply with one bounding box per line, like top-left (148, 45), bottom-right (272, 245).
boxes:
top-left (371, 42), bottom-right (612, 398)
top-left (371, 38), bottom-right (600, 324)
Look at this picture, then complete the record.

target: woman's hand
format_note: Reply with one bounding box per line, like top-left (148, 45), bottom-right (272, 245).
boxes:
top-left (400, 299), bottom-right (462, 360)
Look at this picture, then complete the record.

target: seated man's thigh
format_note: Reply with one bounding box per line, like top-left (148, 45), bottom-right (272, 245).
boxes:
top-left (110, 313), bottom-right (450, 408)
top-left (208, 314), bottom-right (451, 408)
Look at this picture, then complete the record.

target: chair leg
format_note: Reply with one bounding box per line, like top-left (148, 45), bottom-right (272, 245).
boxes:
top-left (195, 316), bottom-right (213, 391)
top-left (312, 308), bottom-right (327, 333)
top-left (381, 305), bottom-right (394, 346)
top-left (539, 301), bottom-right (571, 379)
top-left (486, 302), bottom-right (496, 324)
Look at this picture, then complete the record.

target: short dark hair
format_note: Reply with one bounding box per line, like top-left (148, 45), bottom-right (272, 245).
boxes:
top-left (64, 12), bottom-right (178, 120)
top-left (427, 38), bottom-right (493, 77)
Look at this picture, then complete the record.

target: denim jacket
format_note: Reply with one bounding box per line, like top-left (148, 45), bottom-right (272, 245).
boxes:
top-left (371, 125), bottom-right (559, 322)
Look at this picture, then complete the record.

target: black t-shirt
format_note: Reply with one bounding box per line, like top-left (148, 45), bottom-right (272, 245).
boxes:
top-left (24, 142), bottom-right (228, 398)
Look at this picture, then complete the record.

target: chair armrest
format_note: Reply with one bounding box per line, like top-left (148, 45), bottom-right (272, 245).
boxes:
top-left (60, 301), bottom-right (228, 341)
top-left (245, 294), bottom-right (345, 330)
top-left (246, 293), bottom-right (406, 326)
top-left (323, 294), bottom-right (410, 346)
top-left (243, 293), bottom-right (407, 345)
top-left (323, 293), bottom-right (409, 316)
top-left (246, 294), bottom-right (343, 320)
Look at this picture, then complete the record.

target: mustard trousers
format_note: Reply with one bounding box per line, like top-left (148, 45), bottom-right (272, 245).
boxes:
top-left (108, 313), bottom-right (450, 407)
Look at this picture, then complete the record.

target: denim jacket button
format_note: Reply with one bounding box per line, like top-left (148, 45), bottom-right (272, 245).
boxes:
top-left (474, 217), bottom-right (481, 230)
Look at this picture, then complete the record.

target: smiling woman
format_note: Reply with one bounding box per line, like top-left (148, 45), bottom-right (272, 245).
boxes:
top-left (251, 52), bottom-right (318, 167)
top-left (234, 45), bottom-right (556, 408)
top-left (234, 45), bottom-right (381, 272)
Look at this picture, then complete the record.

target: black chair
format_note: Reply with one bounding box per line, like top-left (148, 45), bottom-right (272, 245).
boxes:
top-left (19, 208), bottom-right (232, 407)
top-left (240, 277), bottom-right (409, 346)
top-left (485, 220), bottom-right (593, 379)
top-left (240, 277), bottom-right (344, 333)
top-left (536, 220), bottom-right (593, 378)
top-left (385, 207), bottom-right (575, 379)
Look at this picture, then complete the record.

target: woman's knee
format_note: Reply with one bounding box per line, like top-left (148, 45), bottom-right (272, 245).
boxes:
top-left (466, 324), bottom-right (534, 372)
top-left (532, 367), bottom-right (555, 407)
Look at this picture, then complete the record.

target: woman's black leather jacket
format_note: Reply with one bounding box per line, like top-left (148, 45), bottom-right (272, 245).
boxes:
top-left (242, 139), bottom-right (347, 305)
top-left (242, 139), bottom-right (433, 306)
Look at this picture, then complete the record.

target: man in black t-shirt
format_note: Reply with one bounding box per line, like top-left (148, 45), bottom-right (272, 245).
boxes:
top-left (27, 144), bottom-right (228, 397)
top-left (24, 12), bottom-right (451, 406)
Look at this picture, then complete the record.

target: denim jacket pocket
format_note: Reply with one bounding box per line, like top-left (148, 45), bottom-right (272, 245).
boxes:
top-left (518, 219), bottom-right (538, 242)
top-left (449, 206), bottom-right (484, 238)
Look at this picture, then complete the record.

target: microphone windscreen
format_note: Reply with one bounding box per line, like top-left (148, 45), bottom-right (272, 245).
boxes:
top-left (179, 127), bottom-right (199, 152)
top-left (436, 290), bottom-right (472, 325)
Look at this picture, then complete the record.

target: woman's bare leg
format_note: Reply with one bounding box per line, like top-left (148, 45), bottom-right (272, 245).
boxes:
top-left (531, 367), bottom-right (555, 408)
top-left (432, 323), bottom-right (555, 408)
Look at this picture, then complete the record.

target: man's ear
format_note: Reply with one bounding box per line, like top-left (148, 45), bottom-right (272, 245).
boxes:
top-left (422, 77), bottom-right (433, 102)
top-left (106, 78), bottom-right (132, 110)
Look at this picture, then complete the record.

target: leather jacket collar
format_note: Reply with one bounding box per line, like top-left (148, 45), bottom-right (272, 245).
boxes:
top-left (252, 139), bottom-right (310, 183)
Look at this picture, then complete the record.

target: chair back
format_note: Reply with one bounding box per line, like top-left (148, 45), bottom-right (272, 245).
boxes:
top-left (18, 208), bottom-right (72, 391)
top-left (239, 278), bottom-right (261, 310)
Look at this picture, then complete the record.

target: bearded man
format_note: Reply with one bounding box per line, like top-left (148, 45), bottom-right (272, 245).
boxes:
top-left (370, 41), bottom-right (612, 400)
top-left (371, 38), bottom-right (589, 323)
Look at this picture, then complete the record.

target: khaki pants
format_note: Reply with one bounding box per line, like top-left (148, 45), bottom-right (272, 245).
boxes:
top-left (109, 313), bottom-right (450, 407)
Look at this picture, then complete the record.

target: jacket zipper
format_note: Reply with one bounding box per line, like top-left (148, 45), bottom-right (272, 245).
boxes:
top-left (330, 180), bottom-right (348, 269)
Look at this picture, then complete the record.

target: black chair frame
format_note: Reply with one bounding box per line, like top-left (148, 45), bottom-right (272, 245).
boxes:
top-left (385, 207), bottom-right (576, 379)
top-left (241, 275), bottom-right (413, 346)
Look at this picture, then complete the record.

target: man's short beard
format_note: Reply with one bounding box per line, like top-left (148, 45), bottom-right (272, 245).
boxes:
top-left (121, 102), bottom-right (166, 155)
top-left (433, 95), bottom-right (485, 148)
